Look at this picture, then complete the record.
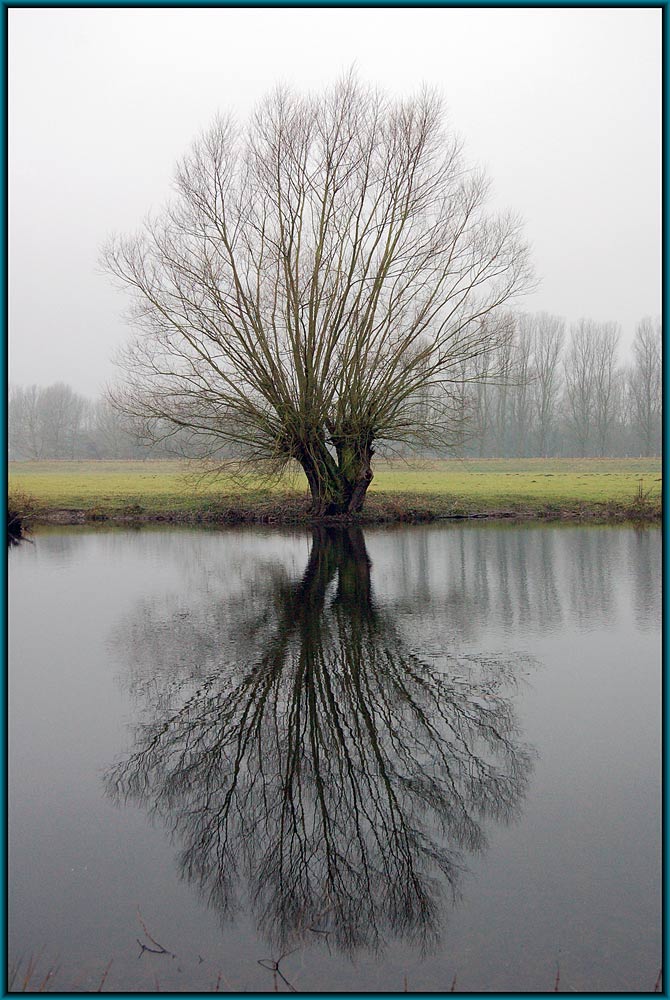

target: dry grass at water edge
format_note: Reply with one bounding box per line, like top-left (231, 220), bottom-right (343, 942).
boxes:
top-left (8, 953), bottom-right (663, 993)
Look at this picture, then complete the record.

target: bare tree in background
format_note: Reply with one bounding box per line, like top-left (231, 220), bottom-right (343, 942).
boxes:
top-left (628, 316), bottom-right (661, 456)
top-left (591, 322), bottom-right (621, 457)
top-left (528, 312), bottom-right (564, 457)
top-left (509, 316), bottom-right (533, 457)
top-left (470, 350), bottom-right (495, 457)
top-left (9, 382), bottom-right (86, 459)
top-left (103, 75), bottom-right (533, 515)
top-left (563, 320), bottom-right (623, 458)
top-left (9, 385), bottom-right (41, 459)
top-left (563, 321), bottom-right (597, 456)
top-left (40, 383), bottom-right (86, 459)
top-left (490, 330), bottom-right (516, 457)
top-left (434, 312), bottom-right (516, 459)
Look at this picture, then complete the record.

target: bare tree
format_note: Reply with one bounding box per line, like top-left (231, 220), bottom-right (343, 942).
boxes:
top-left (103, 75), bottom-right (533, 515)
top-left (9, 385), bottom-right (42, 459)
top-left (563, 320), bottom-right (621, 458)
top-left (563, 321), bottom-right (597, 456)
top-left (39, 383), bottom-right (86, 458)
top-left (591, 322), bottom-right (621, 457)
top-left (628, 316), bottom-right (661, 456)
top-left (489, 329), bottom-right (517, 457)
top-left (528, 312), bottom-right (564, 457)
top-left (469, 349), bottom-right (495, 457)
top-left (509, 316), bottom-right (533, 457)
top-left (9, 382), bottom-right (87, 459)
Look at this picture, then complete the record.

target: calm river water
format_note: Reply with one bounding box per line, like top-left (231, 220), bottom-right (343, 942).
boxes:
top-left (9, 523), bottom-right (660, 993)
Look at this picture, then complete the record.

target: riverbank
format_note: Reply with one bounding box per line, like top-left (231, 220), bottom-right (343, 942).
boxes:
top-left (8, 457), bottom-right (662, 527)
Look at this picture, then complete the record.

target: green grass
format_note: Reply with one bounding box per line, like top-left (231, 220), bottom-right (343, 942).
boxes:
top-left (7, 457), bottom-right (662, 523)
top-left (9, 460), bottom-right (239, 513)
top-left (371, 457), bottom-right (662, 511)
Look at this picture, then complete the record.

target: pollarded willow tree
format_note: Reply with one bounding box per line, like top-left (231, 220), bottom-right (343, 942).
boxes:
top-left (103, 75), bottom-right (533, 515)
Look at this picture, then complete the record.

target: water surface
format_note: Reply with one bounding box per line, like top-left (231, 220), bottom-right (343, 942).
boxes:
top-left (9, 523), bottom-right (660, 992)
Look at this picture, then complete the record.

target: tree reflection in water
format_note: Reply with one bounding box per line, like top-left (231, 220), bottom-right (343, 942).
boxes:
top-left (105, 527), bottom-right (534, 957)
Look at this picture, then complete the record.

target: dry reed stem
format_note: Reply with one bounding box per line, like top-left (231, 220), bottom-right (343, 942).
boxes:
top-left (96, 960), bottom-right (113, 992)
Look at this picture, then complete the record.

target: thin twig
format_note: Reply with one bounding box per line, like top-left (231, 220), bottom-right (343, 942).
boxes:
top-left (8, 957), bottom-right (21, 991)
top-left (137, 939), bottom-right (170, 958)
top-left (97, 960), bottom-right (113, 992)
top-left (137, 908), bottom-right (170, 952)
top-left (214, 968), bottom-right (235, 992)
top-left (307, 925), bottom-right (332, 956)
top-left (37, 964), bottom-right (60, 993)
top-left (21, 953), bottom-right (41, 992)
top-left (654, 969), bottom-right (662, 992)
top-left (258, 950), bottom-right (298, 993)
top-left (136, 908), bottom-right (175, 958)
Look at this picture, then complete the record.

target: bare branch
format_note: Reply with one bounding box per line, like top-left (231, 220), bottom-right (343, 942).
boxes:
top-left (103, 76), bottom-right (534, 514)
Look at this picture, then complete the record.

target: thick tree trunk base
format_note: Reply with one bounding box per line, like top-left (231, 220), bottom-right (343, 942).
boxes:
top-left (308, 498), bottom-right (367, 519)
top-left (308, 470), bottom-right (373, 519)
top-left (299, 444), bottom-right (374, 519)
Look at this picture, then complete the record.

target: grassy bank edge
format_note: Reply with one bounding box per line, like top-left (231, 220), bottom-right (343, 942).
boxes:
top-left (9, 490), bottom-right (662, 528)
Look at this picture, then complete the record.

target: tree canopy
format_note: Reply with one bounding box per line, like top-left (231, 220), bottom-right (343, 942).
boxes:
top-left (104, 75), bottom-right (533, 514)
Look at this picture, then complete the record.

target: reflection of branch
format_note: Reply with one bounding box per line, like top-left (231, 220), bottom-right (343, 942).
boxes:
top-left (136, 909), bottom-right (174, 959)
top-left (108, 527), bottom-right (534, 960)
top-left (258, 949), bottom-right (298, 992)
top-left (96, 959), bottom-right (113, 992)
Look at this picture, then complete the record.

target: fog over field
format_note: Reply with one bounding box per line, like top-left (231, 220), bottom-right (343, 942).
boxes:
top-left (9, 8), bottom-right (660, 397)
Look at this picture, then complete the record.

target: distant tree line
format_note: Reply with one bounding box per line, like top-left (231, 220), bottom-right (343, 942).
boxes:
top-left (9, 313), bottom-right (660, 461)
top-left (7, 383), bottom-right (210, 461)
top-left (446, 313), bottom-right (661, 459)
top-left (8, 386), bottom-right (157, 461)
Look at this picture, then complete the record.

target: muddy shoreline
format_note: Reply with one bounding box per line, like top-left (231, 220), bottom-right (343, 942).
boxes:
top-left (26, 502), bottom-right (661, 528)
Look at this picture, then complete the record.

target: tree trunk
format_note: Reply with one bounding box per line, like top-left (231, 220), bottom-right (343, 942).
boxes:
top-left (298, 438), bottom-right (374, 517)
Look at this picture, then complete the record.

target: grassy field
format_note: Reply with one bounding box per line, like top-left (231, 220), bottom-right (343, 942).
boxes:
top-left (8, 457), bottom-right (662, 523)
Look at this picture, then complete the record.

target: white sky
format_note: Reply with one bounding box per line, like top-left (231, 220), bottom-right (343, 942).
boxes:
top-left (9, 7), bottom-right (661, 396)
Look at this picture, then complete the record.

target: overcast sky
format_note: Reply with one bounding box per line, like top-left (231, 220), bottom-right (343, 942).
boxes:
top-left (9, 7), bottom-right (661, 397)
